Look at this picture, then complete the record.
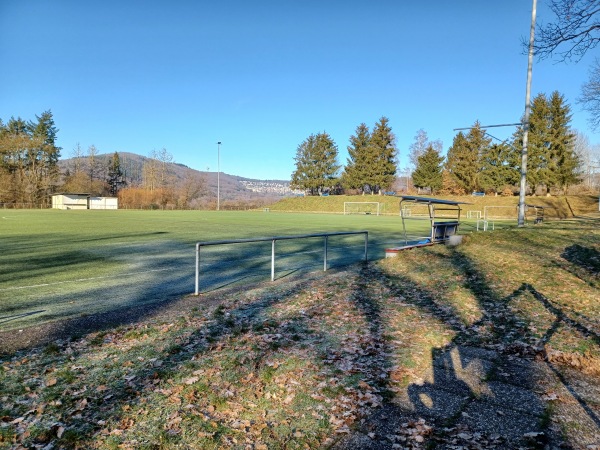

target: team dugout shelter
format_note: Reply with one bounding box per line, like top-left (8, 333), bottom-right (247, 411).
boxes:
top-left (386, 195), bottom-right (469, 257)
top-left (51, 193), bottom-right (118, 210)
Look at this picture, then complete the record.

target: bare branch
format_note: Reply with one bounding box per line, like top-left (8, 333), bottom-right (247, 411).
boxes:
top-left (578, 58), bottom-right (600, 129)
top-left (532, 0), bottom-right (600, 61)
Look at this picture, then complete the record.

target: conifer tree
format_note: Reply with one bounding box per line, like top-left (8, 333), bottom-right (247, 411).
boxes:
top-left (446, 122), bottom-right (490, 193)
top-left (479, 143), bottom-right (520, 194)
top-left (520, 93), bottom-right (553, 191)
top-left (548, 91), bottom-right (581, 192)
top-left (512, 91), bottom-right (580, 194)
top-left (28, 110), bottom-right (61, 201)
top-left (342, 123), bottom-right (371, 193)
top-left (368, 117), bottom-right (397, 193)
top-left (412, 145), bottom-right (444, 193)
top-left (0, 112), bottom-right (61, 205)
top-left (107, 152), bottom-right (126, 196)
top-left (291, 132), bottom-right (340, 195)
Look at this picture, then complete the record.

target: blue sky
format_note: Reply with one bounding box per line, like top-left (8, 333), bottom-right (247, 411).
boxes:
top-left (1, 0), bottom-right (597, 180)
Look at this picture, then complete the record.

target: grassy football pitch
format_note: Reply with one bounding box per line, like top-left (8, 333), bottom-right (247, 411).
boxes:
top-left (2, 209), bottom-right (463, 331)
top-left (2, 210), bottom-right (598, 448)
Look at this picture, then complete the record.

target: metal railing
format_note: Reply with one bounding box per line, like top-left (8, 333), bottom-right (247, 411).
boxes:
top-left (195, 231), bottom-right (368, 295)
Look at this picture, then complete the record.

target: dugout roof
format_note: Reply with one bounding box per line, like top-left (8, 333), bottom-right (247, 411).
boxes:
top-left (398, 195), bottom-right (471, 205)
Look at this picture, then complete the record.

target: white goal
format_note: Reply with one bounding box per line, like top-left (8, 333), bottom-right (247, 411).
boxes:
top-left (344, 202), bottom-right (381, 216)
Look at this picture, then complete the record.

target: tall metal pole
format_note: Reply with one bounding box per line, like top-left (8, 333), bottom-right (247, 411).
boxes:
top-left (217, 141), bottom-right (221, 211)
top-left (519, 0), bottom-right (537, 227)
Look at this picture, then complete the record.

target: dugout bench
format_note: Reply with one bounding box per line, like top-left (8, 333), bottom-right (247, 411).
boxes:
top-left (385, 196), bottom-right (469, 257)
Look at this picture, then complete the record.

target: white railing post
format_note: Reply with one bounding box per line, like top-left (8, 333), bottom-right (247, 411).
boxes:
top-left (324, 235), bottom-right (328, 271)
top-left (271, 239), bottom-right (276, 281)
top-left (195, 243), bottom-right (200, 295)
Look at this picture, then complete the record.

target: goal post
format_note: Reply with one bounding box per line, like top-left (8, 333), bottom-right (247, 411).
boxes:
top-left (344, 202), bottom-right (381, 216)
top-left (483, 205), bottom-right (518, 221)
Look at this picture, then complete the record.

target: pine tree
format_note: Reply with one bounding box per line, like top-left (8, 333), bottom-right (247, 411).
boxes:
top-left (0, 112), bottom-right (61, 205)
top-left (548, 91), bottom-right (580, 192)
top-left (479, 143), bottom-right (520, 193)
top-left (107, 152), bottom-right (126, 196)
top-left (412, 145), bottom-right (444, 193)
top-left (291, 132), bottom-right (340, 195)
top-left (28, 110), bottom-right (61, 203)
top-left (368, 117), bottom-right (397, 193)
top-left (512, 91), bottom-right (580, 194)
top-left (446, 122), bottom-right (490, 193)
top-left (342, 123), bottom-right (371, 193)
top-left (523, 93), bottom-right (553, 192)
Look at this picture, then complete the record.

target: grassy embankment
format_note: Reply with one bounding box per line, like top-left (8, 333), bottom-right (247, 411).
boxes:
top-left (269, 194), bottom-right (599, 219)
top-left (1, 206), bottom-right (598, 448)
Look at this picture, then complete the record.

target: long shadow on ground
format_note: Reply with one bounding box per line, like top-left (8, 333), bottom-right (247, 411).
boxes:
top-left (335, 248), bottom-right (600, 449)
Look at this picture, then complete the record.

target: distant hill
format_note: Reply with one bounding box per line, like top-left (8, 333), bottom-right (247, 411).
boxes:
top-left (58, 152), bottom-right (298, 202)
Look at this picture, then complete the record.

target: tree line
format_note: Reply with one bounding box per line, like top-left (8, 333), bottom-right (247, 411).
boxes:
top-left (0, 111), bottom-right (61, 206)
top-left (291, 117), bottom-right (398, 195)
top-left (292, 91), bottom-right (593, 197)
top-left (0, 111), bottom-right (206, 208)
top-left (413, 91), bottom-right (582, 195)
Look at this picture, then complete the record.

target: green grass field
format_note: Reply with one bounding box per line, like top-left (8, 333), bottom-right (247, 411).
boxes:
top-left (1, 210), bottom-right (599, 449)
top-left (0, 202), bottom-right (600, 449)
top-left (1, 204), bottom-right (588, 332)
top-left (2, 209), bottom-right (443, 331)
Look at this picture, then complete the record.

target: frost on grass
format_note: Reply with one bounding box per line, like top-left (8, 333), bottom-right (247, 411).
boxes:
top-left (0, 269), bottom-right (401, 449)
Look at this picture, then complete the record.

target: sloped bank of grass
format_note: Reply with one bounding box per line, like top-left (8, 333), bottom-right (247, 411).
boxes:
top-left (1, 216), bottom-right (599, 448)
top-left (270, 194), bottom-right (600, 219)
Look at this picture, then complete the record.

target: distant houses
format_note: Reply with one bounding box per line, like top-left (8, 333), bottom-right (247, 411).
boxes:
top-left (239, 180), bottom-right (302, 196)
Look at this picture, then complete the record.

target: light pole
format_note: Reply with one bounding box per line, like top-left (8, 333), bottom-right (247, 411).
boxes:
top-left (518, 0), bottom-right (537, 227)
top-left (217, 141), bottom-right (221, 211)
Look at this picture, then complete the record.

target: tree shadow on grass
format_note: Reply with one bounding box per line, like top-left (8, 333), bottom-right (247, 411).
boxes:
top-left (1, 264), bottom-right (408, 448)
top-left (561, 243), bottom-right (600, 277)
top-left (3, 236), bottom-right (598, 448)
top-left (0, 235), bottom-right (373, 349)
top-left (337, 247), bottom-right (600, 448)
top-left (0, 310), bottom-right (45, 325)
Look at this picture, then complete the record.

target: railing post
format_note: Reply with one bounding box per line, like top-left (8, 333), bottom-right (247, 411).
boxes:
top-left (271, 239), bottom-right (276, 281)
top-left (195, 243), bottom-right (200, 295)
top-left (324, 235), bottom-right (328, 271)
top-left (364, 232), bottom-right (368, 262)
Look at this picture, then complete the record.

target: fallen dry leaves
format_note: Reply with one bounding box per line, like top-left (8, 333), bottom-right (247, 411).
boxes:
top-left (1, 217), bottom-right (599, 448)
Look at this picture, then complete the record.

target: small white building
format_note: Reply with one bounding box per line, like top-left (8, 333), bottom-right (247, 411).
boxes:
top-left (52, 194), bottom-right (118, 210)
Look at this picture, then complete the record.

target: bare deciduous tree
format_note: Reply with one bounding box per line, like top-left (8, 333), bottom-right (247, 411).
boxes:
top-left (533, 1), bottom-right (600, 129)
top-left (533, 0), bottom-right (600, 62)
top-left (408, 129), bottom-right (442, 170)
top-left (579, 58), bottom-right (600, 129)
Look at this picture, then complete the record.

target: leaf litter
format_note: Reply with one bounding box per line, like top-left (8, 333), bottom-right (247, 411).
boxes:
top-left (1, 216), bottom-right (599, 448)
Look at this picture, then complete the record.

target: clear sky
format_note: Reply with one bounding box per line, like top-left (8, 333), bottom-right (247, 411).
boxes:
top-left (1, 0), bottom-right (597, 180)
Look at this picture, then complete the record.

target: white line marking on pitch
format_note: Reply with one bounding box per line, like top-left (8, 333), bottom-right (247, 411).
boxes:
top-left (0, 267), bottom-right (185, 292)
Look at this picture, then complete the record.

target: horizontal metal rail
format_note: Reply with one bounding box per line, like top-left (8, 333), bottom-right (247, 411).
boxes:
top-left (195, 231), bottom-right (368, 295)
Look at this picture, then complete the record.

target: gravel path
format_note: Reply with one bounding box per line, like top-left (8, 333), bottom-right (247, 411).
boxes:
top-left (335, 345), bottom-right (600, 448)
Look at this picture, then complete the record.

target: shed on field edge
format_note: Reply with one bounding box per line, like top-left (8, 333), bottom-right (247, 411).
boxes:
top-left (51, 193), bottom-right (118, 210)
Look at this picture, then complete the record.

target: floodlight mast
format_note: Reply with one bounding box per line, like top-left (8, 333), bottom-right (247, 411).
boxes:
top-left (519, 0), bottom-right (537, 227)
top-left (217, 141), bottom-right (221, 211)
top-left (452, 2), bottom-right (537, 226)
